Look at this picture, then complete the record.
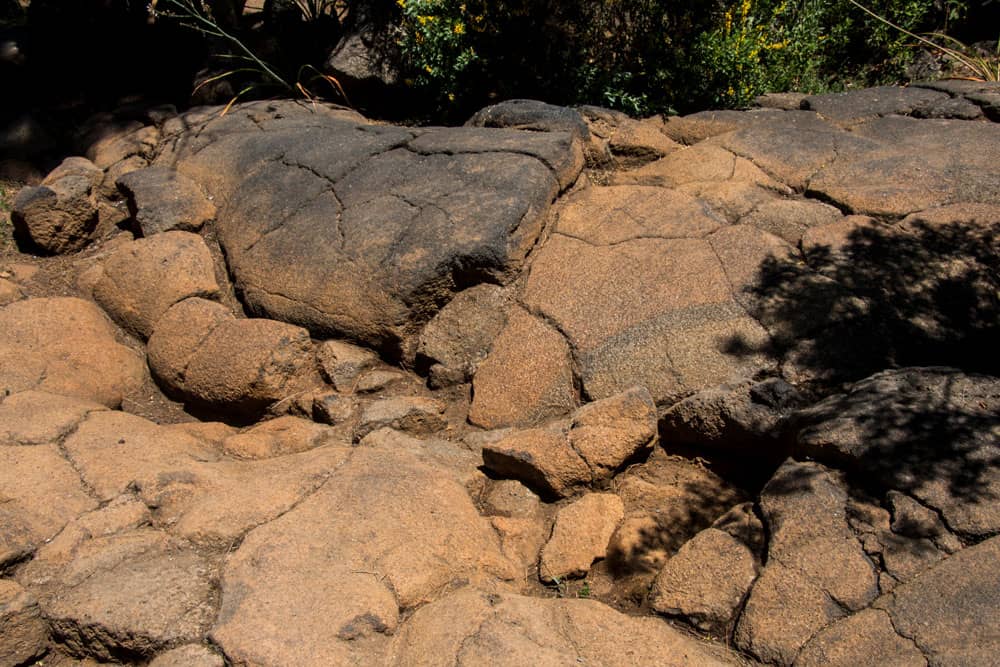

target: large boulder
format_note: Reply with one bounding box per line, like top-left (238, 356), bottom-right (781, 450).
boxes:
top-left (160, 101), bottom-right (583, 355)
top-left (0, 297), bottom-right (145, 407)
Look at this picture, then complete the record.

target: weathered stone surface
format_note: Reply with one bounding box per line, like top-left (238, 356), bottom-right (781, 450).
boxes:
top-left (90, 231), bottom-right (221, 338)
top-left (164, 102), bottom-right (581, 353)
top-left (416, 283), bottom-right (511, 385)
top-left (469, 308), bottom-right (577, 428)
top-left (659, 377), bottom-right (801, 453)
top-left (62, 410), bottom-right (350, 548)
top-left (27, 529), bottom-right (216, 662)
top-left (0, 579), bottom-right (49, 665)
top-left (87, 125), bottom-right (159, 170)
top-left (801, 85), bottom-right (949, 125)
top-left (0, 390), bottom-right (107, 446)
top-left (481, 479), bottom-right (542, 518)
top-left (539, 492), bottom-right (624, 582)
top-left (620, 142), bottom-right (783, 193)
top-left (650, 527), bottom-right (757, 635)
top-left (316, 339), bottom-right (380, 391)
top-left (606, 515), bottom-right (671, 574)
top-left (0, 297), bottom-right (145, 407)
top-left (807, 117), bottom-right (1000, 216)
top-left (387, 589), bottom-right (740, 666)
top-left (0, 277), bottom-right (23, 305)
top-left (482, 427), bottom-right (590, 499)
top-left (148, 298), bottom-right (316, 413)
top-left (467, 99), bottom-right (590, 143)
top-left (222, 415), bottom-right (338, 459)
top-left (735, 460), bottom-right (878, 665)
top-left (789, 368), bottom-right (1000, 537)
top-left (354, 395), bottom-right (447, 441)
top-left (210, 443), bottom-right (515, 665)
top-left (795, 607), bottom-right (927, 667)
top-left (312, 391), bottom-right (359, 425)
top-left (524, 232), bottom-right (770, 405)
top-left (116, 166), bottom-right (216, 236)
top-left (712, 502), bottom-right (766, 557)
top-left (613, 449), bottom-right (745, 554)
top-left (148, 644), bottom-right (226, 667)
top-left (11, 157), bottom-right (102, 253)
top-left (741, 198), bottom-right (844, 245)
top-left (568, 386), bottom-right (657, 478)
top-left (875, 535), bottom-right (1000, 666)
top-left (355, 368), bottom-right (408, 393)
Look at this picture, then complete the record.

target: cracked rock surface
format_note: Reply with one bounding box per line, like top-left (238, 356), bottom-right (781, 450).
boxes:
top-left (2, 83), bottom-right (999, 665)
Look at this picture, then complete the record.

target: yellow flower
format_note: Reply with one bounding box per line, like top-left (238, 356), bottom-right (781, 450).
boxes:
top-left (396, 0), bottom-right (405, 7)
top-left (453, 22), bottom-right (465, 35)
top-left (425, 64), bottom-right (434, 74)
top-left (448, 93), bottom-right (456, 101)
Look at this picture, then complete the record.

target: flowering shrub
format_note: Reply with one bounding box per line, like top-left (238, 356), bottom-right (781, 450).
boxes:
top-left (396, 0), bottom-right (481, 105)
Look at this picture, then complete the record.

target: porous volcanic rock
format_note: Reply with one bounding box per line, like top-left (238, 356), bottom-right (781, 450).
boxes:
top-left (386, 588), bottom-right (739, 666)
top-left (0, 297), bottom-right (145, 407)
top-left (160, 101), bottom-right (582, 354)
top-left (116, 166), bottom-right (216, 236)
top-left (147, 297), bottom-right (316, 413)
top-left (11, 157), bottom-right (102, 253)
top-left (90, 231), bottom-right (221, 338)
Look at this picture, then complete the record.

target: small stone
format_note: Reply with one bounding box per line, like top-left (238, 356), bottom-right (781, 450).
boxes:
top-left (149, 644), bottom-right (226, 667)
top-left (0, 278), bottom-right (23, 306)
top-left (0, 580), bottom-right (48, 666)
top-left (482, 427), bottom-right (591, 498)
top-left (312, 392), bottom-right (358, 426)
top-left (568, 386), bottom-right (657, 480)
top-left (354, 396), bottom-right (447, 441)
top-left (316, 340), bottom-right (380, 391)
top-left (650, 527), bottom-right (758, 635)
top-left (539, 492), bottom-right (624, 582)
top-left (11, 157), bottom-right (102, 254)
top-left (481, 479), bottom-right (542, 518)
top-left (355, 369), bottom-right (407, 393)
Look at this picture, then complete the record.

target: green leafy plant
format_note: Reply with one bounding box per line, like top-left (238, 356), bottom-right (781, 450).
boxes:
top-left (395, 0), bottom-right (480, 106)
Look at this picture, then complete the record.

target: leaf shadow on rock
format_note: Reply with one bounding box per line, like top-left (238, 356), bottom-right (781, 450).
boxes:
top-left (738, 217), bottom-right (999, 382)
top-left (722, 213), bottom-right (1000, 529)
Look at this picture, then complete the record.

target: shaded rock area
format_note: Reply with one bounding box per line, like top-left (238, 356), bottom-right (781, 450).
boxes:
top-left (1, 83), bottom-right (999, 665)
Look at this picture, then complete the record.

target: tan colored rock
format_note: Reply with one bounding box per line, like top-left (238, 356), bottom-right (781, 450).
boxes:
top-left (482, 427), bottom-right (591, 498)
top-left (354, 396), bottom-right (447, 441)
top-left (148, 297), bottom-right (316, 413)
top-left (99, 154), bottom-right (148, 200)
top-left (482, 479), bottom-right (542, 518)
top-left (210, 444), bottom-right (515, 665)
top-left (568, 386), bottom-right (657, 479)
top-left (222, 415), bottom-right (337, 459)
top-left (607, 117), bottom-right (682, 167)
top-left (87, 125), bottom-right (160, 169)
top-left (734, 460), bottom-right (878, 665)
top-left (742, 198), bottom-right (844, 245)
top-left (0, 445), bottom-right (98, 567)
top-left (469, 308), bottom-right (577, 428)
top-left (11, 157), bottom-right (102, 253)
top-left (0, 277), bottom-right (22, 305)
top-left (387, 588), bottom-right (740, 666)
top-left (62, 410), bottom-right (350, 548)
top-left (90, 231), bottom-right (221, 338)
top-left (650, 527), bottom-right (757, 634)
top-left (30, 529), bottom-right (216, 662)
top-left (553, 185), bottom-right (724, 245)
top-left (0, 390), bottom-right (107, 446)
top-left (0, 580), bottom-right (49, 666)
top-left (735, 562), bottom-right (846, 665)
top-left (0, 297), bottom-right (145, 407)
top-left (796, 608), bottom-right (926, 667)
top-left (416, 284), bottom-right (512, 386)
top-left (149, 644), bottom-right (226, 667)
top-left (316, 339), bottom-right (379, 390)
top-left (606, 515), bottom-right (670, 574)
top-left (355, 369), bottom-right (407, 393)
top-left (539, 492), bottom-right (624, 582)
top-left (491, 516), bottom-right (548, 575)
top-left (163, 421), bottom-right (238, 447)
